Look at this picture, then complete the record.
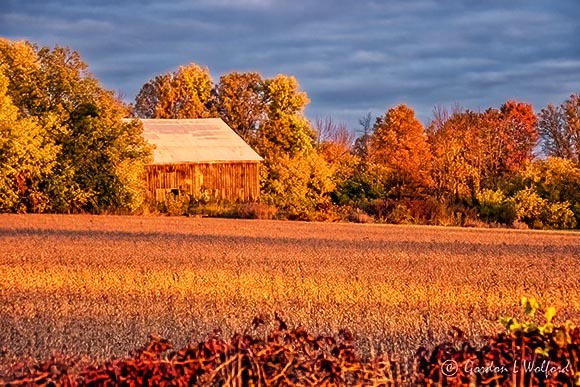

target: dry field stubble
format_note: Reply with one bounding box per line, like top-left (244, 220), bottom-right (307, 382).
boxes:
top-left (1, 214), bottom-right (579, 371)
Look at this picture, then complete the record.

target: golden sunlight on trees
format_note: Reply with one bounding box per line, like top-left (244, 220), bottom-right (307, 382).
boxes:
top-left (256, 75), bottom-right (333, 219)
top-left (0, 38), bottom-right (152, 213)
top-left (538, 94), bottom-right (580, 163)
top-left (134, 63), bottom-right (214, 119)
top-left (216, 72), bottom-right (266, 146)
top-left (368, 104), bottom-right (433, 199)
top-left (0, 70), bottom-right (57, 212)
top-left (498, 100), bottom-right (538, 173)
top-left (257, 74), bottom-right (314, 158)
top-left (476, 101), bottom-right (537, 187)
top-left (2, 37), bottom-right (580, 228)
top-left (428, 108), bottom-right (481, 204)
top-left (514, 157), bottom-right (580, 228)
top-left (428, 101), bottom-right (537, 205)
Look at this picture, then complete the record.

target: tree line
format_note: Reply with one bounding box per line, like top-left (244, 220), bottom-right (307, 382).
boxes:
top-left (1, 38), bottom-right (579, 229)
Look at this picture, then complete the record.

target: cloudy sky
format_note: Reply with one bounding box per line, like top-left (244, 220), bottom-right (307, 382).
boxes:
top-left (2, 0), bottom-right (579, 129)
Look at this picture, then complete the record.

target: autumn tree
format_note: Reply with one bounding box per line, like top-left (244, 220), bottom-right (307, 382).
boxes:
top-left (538, 94), bottom-right (580, 163)
top-left (476, 101), bottom-right (537, 185)
top-left (216, 72), bottom-right (266, 146)
top-left (256, 75), bottom-right (333, 218)
top-left (0, 38), bottom-right (152, 213)
top-left (368, 104), bottom-right (433, 199)
top-left (134, 63), bottom-right (214, 119)
top-left (428, 109), bottom-right (481, 203)
top-left (257, 74), bottom-right (315, 158)
top-left (499, 101), bottom-right (538, 171)
top-left (0, 69), bottom-right (57, 212)
top-left (428, 101), bottom-right (537, 204)
top-left (315, 117), bottom-right (359, 205)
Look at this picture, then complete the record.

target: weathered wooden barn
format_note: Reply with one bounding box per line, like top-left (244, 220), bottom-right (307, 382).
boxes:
top-left (139, 118), bottom-right (263, 203)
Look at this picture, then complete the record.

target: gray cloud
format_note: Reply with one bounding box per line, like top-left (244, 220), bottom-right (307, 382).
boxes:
top-left (2, 0), bottom-right (579, 129)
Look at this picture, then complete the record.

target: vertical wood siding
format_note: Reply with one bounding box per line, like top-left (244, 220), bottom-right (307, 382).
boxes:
top-left (146, 162), bottom-right (260, 202)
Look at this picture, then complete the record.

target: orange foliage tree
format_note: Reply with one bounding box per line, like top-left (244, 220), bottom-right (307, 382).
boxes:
top-left (368, 104), bottom-right (433, 199)
top-left (429, 101), bottom-right (537, 204)
top-left (479, 101), bottom-right (537, 184)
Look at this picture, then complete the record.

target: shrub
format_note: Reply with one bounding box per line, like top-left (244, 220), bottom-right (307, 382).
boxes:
top-left (344, 208), bottom-right (375, 223)
top-left (517, 158), bottom-right (580, 227)
top-left (512, 188), bottom-right (577, 229)
top-left (359, 198), bottom-right (391, 221)
top-left (157, 193), bottom-right (191, 216)
top-left (223, 202), bottom-right (279, 220)
top-left (4, 299), bottom-right (580, 387)
top-left (543, 201), bottom-right (577, 229)
top-left (402, 198), bottom-right (443, 225)
top-left (388, 204), bottom-right (414, 224)
top-left (477, 188), bottom-right (517, 225)
top-left (513, 188), bottom-right (548, 229)
top-left (1, 319), bottom-right (407, 386)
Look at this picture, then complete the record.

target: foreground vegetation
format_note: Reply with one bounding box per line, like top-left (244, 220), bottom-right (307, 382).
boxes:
top-left (2, 288), bottom-right (580, 386)
top-left (1, 215), bottom-right (580, 378)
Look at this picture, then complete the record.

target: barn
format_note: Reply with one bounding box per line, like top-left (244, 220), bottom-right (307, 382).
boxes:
top-left (139, 118), bottom-right (263, 203)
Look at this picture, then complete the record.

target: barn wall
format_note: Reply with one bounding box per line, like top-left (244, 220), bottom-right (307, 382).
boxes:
top-left (146, 162), bottom-right (260, 202)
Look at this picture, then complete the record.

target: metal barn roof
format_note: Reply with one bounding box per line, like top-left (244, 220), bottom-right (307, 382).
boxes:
top-left (136, 118), bottom-right (263, 164)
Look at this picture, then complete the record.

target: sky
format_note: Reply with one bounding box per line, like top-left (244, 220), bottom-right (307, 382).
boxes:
top-left (1, 0), bottom-right (579, 130)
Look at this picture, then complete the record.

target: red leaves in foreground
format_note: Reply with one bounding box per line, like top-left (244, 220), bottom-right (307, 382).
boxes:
top-left (3, 320), bottom-right (580, 386)
top-left (0, 321), bottom-right (404, 386)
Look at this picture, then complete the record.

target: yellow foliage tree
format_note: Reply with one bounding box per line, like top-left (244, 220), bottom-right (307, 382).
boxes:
top-left (216, 72), bottom-right (266, 146)
top-left (0, 69), bottom-right (58, 212)
top-left (134, 63), bottom-right (214, 119)
top-left (429, 101), bottom-right (537, 204)
top-left (0, 38), bottom-right (152, 213)
top-left (429, 110), bottom-right (482, 203)
top-left (257, 74), bottom-right (314, 158)
top-left (256, 75), bottom-right (334, 218)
